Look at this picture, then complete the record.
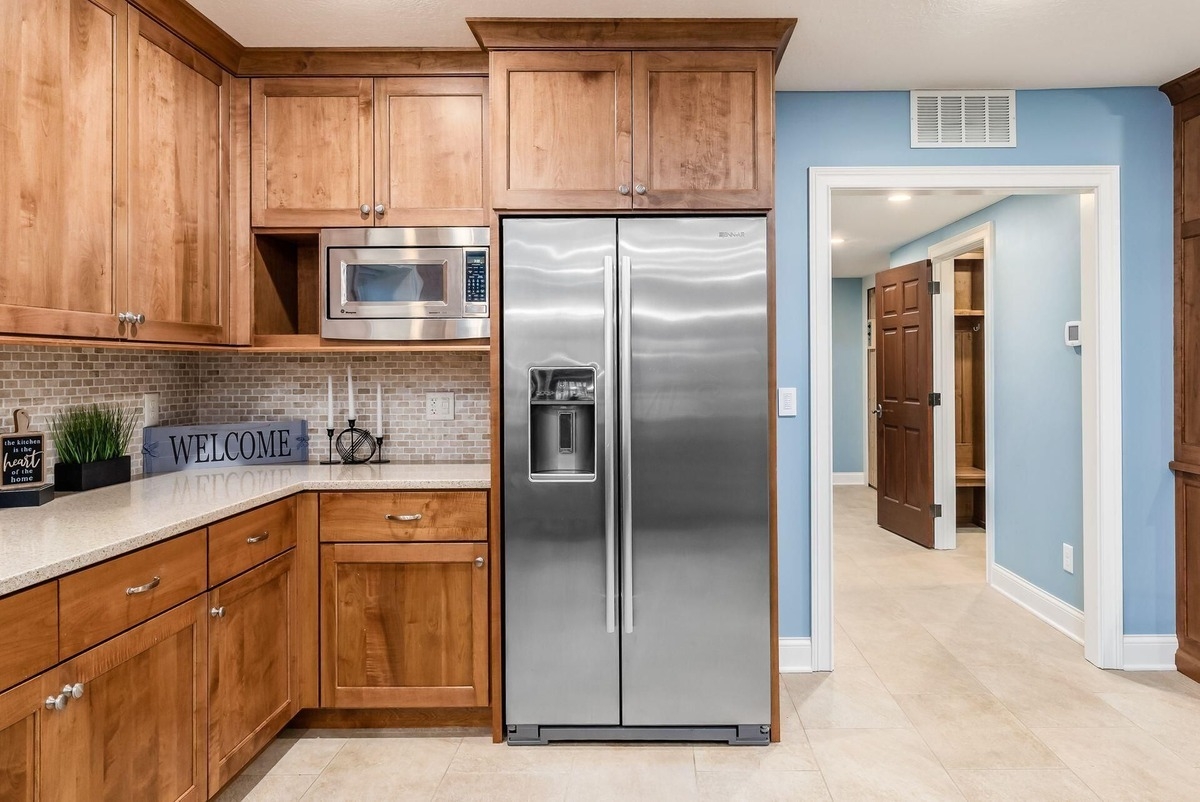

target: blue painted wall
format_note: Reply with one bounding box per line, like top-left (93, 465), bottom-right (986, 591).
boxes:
top-left (775, 88), bottom-right (1174, 638)
top-left (892, 195), bottom-right (1084, 608)
top-left (832, 278), bottom-right (864, 474)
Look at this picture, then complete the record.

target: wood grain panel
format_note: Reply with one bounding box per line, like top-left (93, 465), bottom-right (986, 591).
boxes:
top-left (250, 78), bottom-right (374, 228)
top-left (289, 706), bottom-right (490, 729)
top-left (375, 77), bottom-right (489, 226)
top-left (126, 0), bottom-right (243, 74)
top-left (238, 48), bottom-right (488, 77)
top-left (0, 677), bottom-right (47, 802)
top-left (1185, 115), bottom-right (1200, 226)
top-left (487, 214), bottom-right (503, 742)
top-left (1181, 235), bottom-right (1200, 465)
top-left (208, 552), bottom-right (299, 792)
top-left (632, 51), bottom-right (773, 210)
top-left (44, 597), bottom-right (207, 802)
top-left (1178, 471), bottom-right (1200, 681)
top-left (319, 491), bottom-right (487, 542)
top-left (321, 542), bottom-right (488, 708)
top-left (208, 495), bottom-right (297, 585)
top-left (227, 76), bottom-right (253, 346)
top-left (295, 493), bottom-right (320, 710)
top-left (127, 11), bottom-right (226, 345)
top-left (58, 529), bottom-right (208, 659)
top-left (0, 0), bottom-right (125, 340)
top-left (0, 583), bottom-right (58, 693)
top-left (490, 51), bottom-right (632, 210)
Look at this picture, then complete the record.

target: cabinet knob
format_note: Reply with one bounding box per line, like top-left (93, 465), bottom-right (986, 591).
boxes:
top-left (618, 185), bottom-right (631, 196)
top-left (375, 204), bottom-right (386, 216)
top-left (360, 204), bottom-right (371, 215)
top-left (634, 184), bottom-right (647, 196)
top-left (210, 606), bottom-right (226, 618)
top-left (132, 313), bottom-right (145, 325)
top-left (117, 312), bottom-right (130, 323)
top-left (45, 694), bottom-right (67, 711)
top-left (66, 683), bottom-right (84, 700)
top-left (474, 557), bottom-right (485, 568)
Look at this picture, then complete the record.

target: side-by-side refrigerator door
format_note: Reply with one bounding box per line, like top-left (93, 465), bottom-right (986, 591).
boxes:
top-left (503, 218), bottom-right (621, 728)
top-left (618, 217), bottom-right (771, 729)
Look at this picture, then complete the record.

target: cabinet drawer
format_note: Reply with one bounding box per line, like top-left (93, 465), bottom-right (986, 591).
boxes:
top-left (0, 582), bottom-right (58, 692)
top-left (320, 491), bottom-right (487, 542)
top-left (209, 496), bottom-right (297, 585)
top-left (59, 529), bottom-right (208, 659)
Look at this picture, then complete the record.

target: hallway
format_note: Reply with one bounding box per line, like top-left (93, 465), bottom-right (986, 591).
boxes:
top-left (782, 485), bottom-right (1200, 799)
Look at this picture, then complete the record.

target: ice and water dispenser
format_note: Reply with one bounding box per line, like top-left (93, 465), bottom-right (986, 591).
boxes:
top-left (528, 367), bottom-right (596, 480)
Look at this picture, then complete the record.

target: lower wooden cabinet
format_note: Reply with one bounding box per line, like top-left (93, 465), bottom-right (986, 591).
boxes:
top-left (320, 542), bottom-right (488, 708)
top-left (42, 597), bottom-right (208, 802)
top-left (208, 552), bottom-right (300, 791)
top-left (0, 677), bottom-right (48, 802)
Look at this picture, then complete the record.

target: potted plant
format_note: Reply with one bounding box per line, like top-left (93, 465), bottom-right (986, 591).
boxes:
top-left (51, 404), bottom-right (137, 491)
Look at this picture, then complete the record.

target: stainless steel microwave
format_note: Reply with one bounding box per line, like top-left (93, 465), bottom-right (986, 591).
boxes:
top-left (320, 227), bottom-right (489, 340)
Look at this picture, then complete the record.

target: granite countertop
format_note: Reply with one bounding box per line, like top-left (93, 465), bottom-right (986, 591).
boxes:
top-left (0, 462), bottom-right (490, 597)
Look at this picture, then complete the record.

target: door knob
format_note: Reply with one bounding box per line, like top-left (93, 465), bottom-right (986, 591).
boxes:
top-left (634, 184), bottom-right (647, 195)
top-left (374, 204), bottom-right (386, 216)
top-left (360, 204), bottom-right (371, 215)
top-left (618, 185), bottom-right (631, 196)
top-left (873, 404), bottom-right (883, 419)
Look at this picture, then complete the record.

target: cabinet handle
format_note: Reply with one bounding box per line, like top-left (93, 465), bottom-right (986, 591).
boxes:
top-left (618, 184), bottom-right (631, 196)
top-left (385, 513), bottom-right (422, 522)
top-left (65, 683), bottom-right (84, 700)
top-left (634, 183), bottom-right (647, 196)
top-left (210, 606), bottom-right (226, 618)
top-left (474, 557), bottom-right (485, 568)
top-left (374, 204), bottom-right (386, 216)
top-left (125, 576), bottom-right (160, 596)
top-left (246, 532), bottom-right (270, 544)
top-left (45, 694), bottom-right (67, 711)
top-left (360, 204), bottom-right (371, 215)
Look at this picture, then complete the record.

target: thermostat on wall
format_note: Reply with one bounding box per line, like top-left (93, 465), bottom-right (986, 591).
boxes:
top-left (1064, 321), bottom-right (1082, 348)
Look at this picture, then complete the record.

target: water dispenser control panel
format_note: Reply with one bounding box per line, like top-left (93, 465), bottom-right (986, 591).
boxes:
top-left (528, 367), bottom-right (596, 481)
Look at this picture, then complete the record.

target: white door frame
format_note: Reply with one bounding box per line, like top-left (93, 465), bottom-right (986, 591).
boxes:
top-left (809, 166), bottom-right (1123, 671)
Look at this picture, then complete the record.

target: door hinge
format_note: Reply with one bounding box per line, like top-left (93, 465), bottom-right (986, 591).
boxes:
top-left (928, 392), bottom-right (941, 406)
top-left (928, 280), bottom-right (941, 295)
top-left (930, 503), bottom-right (943, 519)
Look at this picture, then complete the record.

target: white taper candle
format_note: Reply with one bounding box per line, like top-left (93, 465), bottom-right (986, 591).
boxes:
top-left (376, 382), bottom-right (383, 434)
top-left (347, 366), bottom-right (355, 420)
top-left (326, 376), bottom-right (334, 429)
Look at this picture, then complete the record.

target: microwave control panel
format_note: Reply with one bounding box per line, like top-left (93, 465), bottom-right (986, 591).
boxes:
top-left (465, 250), bottom-right (489, 313)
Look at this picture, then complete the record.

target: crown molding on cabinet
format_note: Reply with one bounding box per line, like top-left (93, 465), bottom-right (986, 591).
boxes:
top-left (237, 48), bottom-right (489, 77)
top-left (1161, 65), bottom-right (1200, 105)
top-left (466, 17), bottom-right (797, 70)
top-left (130, 0), bottom-right (244, 74)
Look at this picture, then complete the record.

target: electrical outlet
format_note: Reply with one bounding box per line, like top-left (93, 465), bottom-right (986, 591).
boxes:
top-left (426, 392), bottom-right (455, 421)
top-left (777, 387), bottom-right (798, 417)
top-left (143, 392), bottom-right (161, 427)
top-left (1062, 543), bottom-right (1074, 574)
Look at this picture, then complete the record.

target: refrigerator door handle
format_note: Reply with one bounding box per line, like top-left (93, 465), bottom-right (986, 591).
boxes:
top-left (603, 255), bottom-right (617, 635)
top-left (619, 254), bottom-right (634, 634)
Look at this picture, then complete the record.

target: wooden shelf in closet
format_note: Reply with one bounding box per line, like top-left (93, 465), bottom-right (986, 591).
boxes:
top-left (955, 466), bottom-right (986, 488)
top-left (955, 309), bottom-right (985, 317)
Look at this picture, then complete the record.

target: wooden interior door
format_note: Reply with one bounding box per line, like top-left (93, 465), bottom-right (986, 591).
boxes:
top-left (251, 78), bottom-right (374, 227)
top-left (0, 677), bottom-right (48, 802)
top-left (0, 0), bottom-right (127, 340)
top-left (127, 11), bottom-right (226, 345)
top-left (43, 598), bottom-right (207, 802)
top-left (875, 260), bottom-right (935, 547)
top-left (208, 552), bottom-right (299, 792)
top-left (490, 50), bottom-right (632, 210)
top-left (375, 77), bottom-right (489, 226)
top-left (867, 287), bottom-right (878, 488)
top-left (631, 51), bottom-right (773, 209)
top-left (321, 542), bottom-right (488, 708)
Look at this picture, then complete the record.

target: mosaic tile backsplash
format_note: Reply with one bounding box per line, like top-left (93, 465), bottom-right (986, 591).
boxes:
top-left (0, 345), bottom-right (490, 480)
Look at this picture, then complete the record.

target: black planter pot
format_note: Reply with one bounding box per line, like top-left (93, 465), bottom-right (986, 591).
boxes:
top-left (54, 455), bottom-right (131, 492)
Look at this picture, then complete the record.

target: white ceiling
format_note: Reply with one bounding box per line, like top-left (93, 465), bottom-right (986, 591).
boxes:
top-left (189, 0), bottom-right (1200, 91)
top-left (831, 192), bottom-right (1009, 277)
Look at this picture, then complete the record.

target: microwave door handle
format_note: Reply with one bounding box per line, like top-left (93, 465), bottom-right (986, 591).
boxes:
top-left (340, 261), bottom-right (350, 307)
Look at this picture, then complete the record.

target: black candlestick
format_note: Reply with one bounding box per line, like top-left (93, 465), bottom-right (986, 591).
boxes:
top-left (374, 435), bottom-right (390, 464)
top-left (319, 427), bottom-right (337, 465)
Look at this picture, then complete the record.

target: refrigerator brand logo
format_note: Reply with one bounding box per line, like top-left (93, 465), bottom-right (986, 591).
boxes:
top-left (718, 231), bottom-right (746, 238)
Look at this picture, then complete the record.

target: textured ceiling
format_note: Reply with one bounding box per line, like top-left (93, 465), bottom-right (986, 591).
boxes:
top-left (188, 0), bottom-right (1200, 90)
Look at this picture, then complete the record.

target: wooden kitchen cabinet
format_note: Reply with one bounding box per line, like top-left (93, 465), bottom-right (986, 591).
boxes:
top-left (208, 552), bottom-right (300, 792)
top-left (321, 542), bottom-right (489, 708)
top-left (0, 677), bottom-right (49, 801)
top-left (42, 597), bottom-right (208, 802)
top-left (0, 0), bottom-right (127, 341)
top-left (489, 49), bottom-right (774, 211)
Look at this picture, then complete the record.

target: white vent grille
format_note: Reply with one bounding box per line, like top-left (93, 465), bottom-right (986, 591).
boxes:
top-left (911, 90), bottom-right (1016, 148)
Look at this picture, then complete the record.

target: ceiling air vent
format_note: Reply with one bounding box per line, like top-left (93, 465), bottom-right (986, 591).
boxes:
top-left (911, 90), bottom-right (1016, 148)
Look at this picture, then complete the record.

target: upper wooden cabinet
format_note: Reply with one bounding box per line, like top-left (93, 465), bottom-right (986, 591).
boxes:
top-left (251, 76), bottom-right (489, 228)
top-left (0, 0), bottom-right (126, 341)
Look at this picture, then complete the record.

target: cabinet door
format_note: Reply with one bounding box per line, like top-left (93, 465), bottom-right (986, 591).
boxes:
top-left (1178, 100), bottom-right (1200, 467)
top-left (631, 51), bottom-right (773, 210)
top-left (127, 11), bottom-right (226, 345)
top-left (375, 77), bottom-right (489, 226)
top-left (251, 78), bottom-right (374, 227)
top-left (0, 677), bottom-right (49, 802)
top-left (321, 543), bottom-right (488, 708)
top-left (43, 598), bottom-right (207, 802)
top-left (0, 0), bottom-right (126, 340)
top-left (491, 51), bottom-right (632, 210)
top-left (208, 552), bottom-right (299, 792)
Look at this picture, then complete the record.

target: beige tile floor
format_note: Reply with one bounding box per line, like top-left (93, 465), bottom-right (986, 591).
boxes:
top-left (216, 485), bottom-right (1200, 801)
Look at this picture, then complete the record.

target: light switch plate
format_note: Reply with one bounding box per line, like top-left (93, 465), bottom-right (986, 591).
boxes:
top-left (143, 392), bottom-right (161, 427)
top-left (778, 387), bottom-right (798, 417)
top-left (1063, 543), bottom-right (1074, 574)
top-left (426, 392), bottom-right (455, 421)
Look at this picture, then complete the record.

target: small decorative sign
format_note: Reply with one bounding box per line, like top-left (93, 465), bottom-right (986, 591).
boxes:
top-left (143, 420), bottom-right (310, 475)
top-left (2, 410), bottom-right (45, 488)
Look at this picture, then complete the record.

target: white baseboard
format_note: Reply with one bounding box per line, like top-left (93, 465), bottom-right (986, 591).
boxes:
top-left (990, 563), bottom-right (1084, 644)
top-left (1122, 635), bottom-right (1178, 671)
top-left (832, 472), bottom-right (865, 486)
top-left (779, 637), bottom-right (813, 673)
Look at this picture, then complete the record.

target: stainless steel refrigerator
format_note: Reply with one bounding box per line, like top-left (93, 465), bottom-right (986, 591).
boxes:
top-left (502, 217), bottom-right (771, 745)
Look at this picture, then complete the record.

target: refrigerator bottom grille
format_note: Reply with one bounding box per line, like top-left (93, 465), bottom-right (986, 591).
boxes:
top-left (506, 725), bottom-right (770, 746)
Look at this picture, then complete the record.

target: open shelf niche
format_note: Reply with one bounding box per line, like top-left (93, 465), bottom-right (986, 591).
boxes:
top-left (953, 254), bottom-right (986, 527)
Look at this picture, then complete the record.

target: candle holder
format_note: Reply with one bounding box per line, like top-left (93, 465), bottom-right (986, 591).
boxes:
top-left (319, 428), bottom-right (337, 465)
top-left (334, 418), bottom-right (377, 465)
top-left (374, 435), bottom-right (391, 464)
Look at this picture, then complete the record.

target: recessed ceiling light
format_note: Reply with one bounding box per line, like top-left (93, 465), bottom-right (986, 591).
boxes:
top-left (888, 194), bottom-right (912, 202)
top-left (830, 237), bottom-right (845, 245)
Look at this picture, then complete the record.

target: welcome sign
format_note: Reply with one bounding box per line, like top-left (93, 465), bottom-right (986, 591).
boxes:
top-left (143, 420), bottom-right (309, 474)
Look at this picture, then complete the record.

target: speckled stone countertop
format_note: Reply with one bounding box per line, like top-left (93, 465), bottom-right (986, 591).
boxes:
top-left (0, 462), bottom-right (489, 597)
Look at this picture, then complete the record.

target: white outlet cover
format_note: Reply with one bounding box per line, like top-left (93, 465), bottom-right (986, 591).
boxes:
top-left (426, 392), bottom-right (455, 421)
top-left (777, 387), bottom-right (798, 417)
top-left (143, 392), bottom-right (161, 427)
top-left (1062, 543), bottom-right (1074, 574)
